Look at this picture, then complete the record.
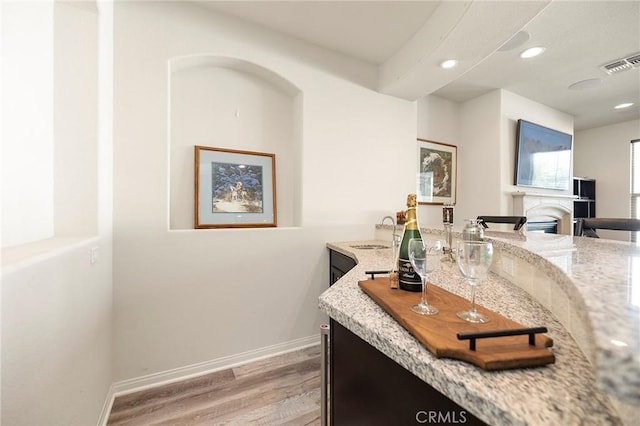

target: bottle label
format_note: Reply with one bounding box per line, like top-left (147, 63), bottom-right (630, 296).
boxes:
top-left (398, 257), bottom-right (421, 285)
top-left (399, 194), bottom-right (422, 292)
top-left (443, 206), bottom-right (454, 224)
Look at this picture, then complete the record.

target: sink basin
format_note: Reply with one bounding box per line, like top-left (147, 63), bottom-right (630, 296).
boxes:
top-left (350, 244), bottom-right (390, 250)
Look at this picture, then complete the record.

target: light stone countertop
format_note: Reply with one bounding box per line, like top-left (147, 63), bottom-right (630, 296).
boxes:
top-left (319, 227), bottom-right (639, 425)
top-left (477, 229), bottom-right (640, 405)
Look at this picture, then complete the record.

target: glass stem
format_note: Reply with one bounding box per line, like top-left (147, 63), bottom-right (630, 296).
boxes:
top-left (421, 276), bottom-right (428, 306)
top-left (469, 285), bottom-right (477, 314)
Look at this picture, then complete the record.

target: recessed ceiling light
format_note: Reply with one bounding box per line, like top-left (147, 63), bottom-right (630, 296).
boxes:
top-left (440, 59), bottom-right (457, 69)
top-left (568, 78), bottom-right (602, 90)
top-left (614, 102), bottom-right (634, 109)
top-left (520, 46), bottom-right (545, 59)
top-left (610, 339), bottom-right (628, 347)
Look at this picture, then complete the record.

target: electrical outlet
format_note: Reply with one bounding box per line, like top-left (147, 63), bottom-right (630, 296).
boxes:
top-left (90, 247), bottom-right (99, 264)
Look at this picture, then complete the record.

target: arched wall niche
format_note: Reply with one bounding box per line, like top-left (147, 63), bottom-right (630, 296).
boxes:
top-left (168, 55), bottom-right (302, 229)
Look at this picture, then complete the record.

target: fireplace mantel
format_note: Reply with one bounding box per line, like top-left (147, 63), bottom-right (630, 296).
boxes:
top-left (511, 191), bottom-right (577, 235)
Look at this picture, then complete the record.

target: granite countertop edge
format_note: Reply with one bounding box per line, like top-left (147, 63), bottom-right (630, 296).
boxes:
top-left (321, 234), bottom-right (624, 425)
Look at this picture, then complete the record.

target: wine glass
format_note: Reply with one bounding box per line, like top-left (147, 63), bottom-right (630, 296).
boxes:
top-left (408, 238), bottom-right (443, 316)
top-left (455, 240), bottom-right (494, 323)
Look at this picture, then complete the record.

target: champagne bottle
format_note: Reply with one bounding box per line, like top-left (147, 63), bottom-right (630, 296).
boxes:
top-left (398, 194), bottom-right (423, 292)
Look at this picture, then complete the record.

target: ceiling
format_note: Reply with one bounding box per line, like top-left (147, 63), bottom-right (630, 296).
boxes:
top-left (197, 1), bottom-right (640, 131)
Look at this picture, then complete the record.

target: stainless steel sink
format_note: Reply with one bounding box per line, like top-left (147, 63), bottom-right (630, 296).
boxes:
top-left (349, 244), bottom-right (390, 250)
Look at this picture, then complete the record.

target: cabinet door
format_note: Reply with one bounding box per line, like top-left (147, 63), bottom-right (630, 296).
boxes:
top-left (329, 250), bottom-right (356, 286)
top-left (330, 320), bottom-right (487, 426)
top-left (330, 266), bottom-right (343, 285)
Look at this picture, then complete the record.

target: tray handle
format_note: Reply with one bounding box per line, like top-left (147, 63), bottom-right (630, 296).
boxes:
top-left (457, 327), bottom-right (548, 351)
top-left (364, 270), bottom-right (390, 280)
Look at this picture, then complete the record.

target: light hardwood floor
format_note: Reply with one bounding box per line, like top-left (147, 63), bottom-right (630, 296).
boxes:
top-left (107, 345), bottom-right (321, 425)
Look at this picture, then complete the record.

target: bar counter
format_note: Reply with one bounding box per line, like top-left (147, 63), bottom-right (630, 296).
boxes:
top-left (319, 227), bottom-right (640, 425)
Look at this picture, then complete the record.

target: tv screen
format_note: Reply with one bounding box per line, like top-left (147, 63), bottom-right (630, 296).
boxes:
top-left (514, 119), bottom-right (572, 190)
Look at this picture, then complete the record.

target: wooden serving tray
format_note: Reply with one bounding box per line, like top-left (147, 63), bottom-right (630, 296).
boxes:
top-left (358, 277), bottom-right (555, 370)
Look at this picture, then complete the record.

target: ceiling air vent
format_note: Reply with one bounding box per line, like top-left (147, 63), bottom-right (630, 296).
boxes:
top-left (626, 53), bottom-right (640, 66)
top-left (600, 52), bottom-right (640, 75)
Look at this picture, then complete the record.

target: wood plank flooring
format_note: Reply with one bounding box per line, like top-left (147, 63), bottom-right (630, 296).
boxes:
top-left (107, 345), bottom-right (321, 425)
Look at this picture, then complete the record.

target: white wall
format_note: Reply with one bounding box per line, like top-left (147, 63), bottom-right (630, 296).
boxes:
top-left (54, 0), bottom-right (99, 238)
top-left (416, 95), bottom-right (460, 228)
top-left (457, 90), bottom-right (504, 223)
top-left (1, 239), bottom-right (112, 426)
top-left (574, 119), bottom-right (640, 240)
top-left (112, 1), bottom-right (416, 382)
top-left (1, 2), bottom-right (113, 425)
top-left (416, 90), bottom-right (574, 230)
top-left (1, 0), bottom-right (54, 248)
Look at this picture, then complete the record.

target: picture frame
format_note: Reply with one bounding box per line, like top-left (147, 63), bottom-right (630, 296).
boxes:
top-left (417, 139), bottom-right (457, 205)
top-left (194, 146), bottom-right (277, 228)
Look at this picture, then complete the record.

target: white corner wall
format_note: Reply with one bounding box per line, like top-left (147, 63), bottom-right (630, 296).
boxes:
top-left (417, 90), bottom-right (504, 225)
top-left (456, 90), bottom-right (504, 223)
top-left (416, 95), bottom-right (461, 227)
top-left (112, 1), bottom-right (416, 383)
top-left (574, 119), bottom-right (640, 237)
top-left (417, 89), bottom-right (575, 227)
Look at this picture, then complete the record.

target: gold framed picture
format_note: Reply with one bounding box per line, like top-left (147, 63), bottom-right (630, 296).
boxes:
top-left (194, 146), bottom-right (277, 228)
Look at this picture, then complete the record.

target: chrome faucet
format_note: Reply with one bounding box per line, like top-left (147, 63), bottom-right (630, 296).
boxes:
top-left (381, 215), bottom-right (400, 246)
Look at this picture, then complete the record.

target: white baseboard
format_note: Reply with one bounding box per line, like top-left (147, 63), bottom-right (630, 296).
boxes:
top-left (98, 383), bottom-right (117, 426)
top-left (97, 334), bottom-right (320, 426)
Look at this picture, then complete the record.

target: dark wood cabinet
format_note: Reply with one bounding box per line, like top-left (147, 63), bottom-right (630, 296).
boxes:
top-left (329, 250), bottom-right (356, 285)
top-left (327, 249), bottom-right (486, 424)
top-left (329, 320), bottom-right (487, 426)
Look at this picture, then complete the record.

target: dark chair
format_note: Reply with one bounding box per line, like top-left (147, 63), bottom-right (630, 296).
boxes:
top-left (477, 216), bottom-right (527, 231)
top-left (575, 217), bottom-right (640, 238)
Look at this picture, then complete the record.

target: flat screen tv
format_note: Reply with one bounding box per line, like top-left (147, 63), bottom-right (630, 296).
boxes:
top-left (514, 119), bottom-right (572, 190)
